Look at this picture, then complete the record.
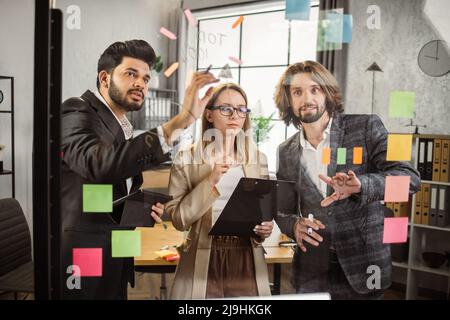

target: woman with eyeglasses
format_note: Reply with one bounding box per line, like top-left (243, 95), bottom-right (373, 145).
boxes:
top-left (166, 83), bottom-right (274, 299)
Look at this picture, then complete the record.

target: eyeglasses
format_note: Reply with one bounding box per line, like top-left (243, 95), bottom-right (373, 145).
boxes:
top-left (207, 105), bottom-right (251, 118)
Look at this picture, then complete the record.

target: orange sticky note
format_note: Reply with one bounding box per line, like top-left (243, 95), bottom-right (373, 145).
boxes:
top-left (164, 62), bottom-right (179, 78)
top-left (384, 176), bottom-right (410, 202)
top-left (321, 147), bottom-right (331, 165)
top-left (383, 217), bottom-right (408, 243)
top-left (232, 16), bottom-right (244, 29)
top-left (386, 134), bottom-right (412, 161)
top-left (353, 147), bottom-right (363, 164)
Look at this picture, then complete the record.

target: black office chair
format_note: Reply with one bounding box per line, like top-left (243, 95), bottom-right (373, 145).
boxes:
top-left (0, 198), bottom-right (34, 299)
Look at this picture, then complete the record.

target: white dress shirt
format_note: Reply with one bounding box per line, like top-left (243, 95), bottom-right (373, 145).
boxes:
top-left (211, 165), bottom-right (245, 225)
top-left (298, 118), bottom-right (333, 198)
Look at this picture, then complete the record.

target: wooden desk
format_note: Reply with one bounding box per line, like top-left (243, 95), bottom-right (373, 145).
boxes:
top-left (134, 222), bottom-right (293, 296)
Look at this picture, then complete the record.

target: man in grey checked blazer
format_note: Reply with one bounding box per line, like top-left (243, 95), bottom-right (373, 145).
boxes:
top-left (274, 61), bottom-right (420, 299)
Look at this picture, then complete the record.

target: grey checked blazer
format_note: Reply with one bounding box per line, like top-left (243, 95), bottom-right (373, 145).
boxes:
top-left (275, 114), bottom-right (420, 294)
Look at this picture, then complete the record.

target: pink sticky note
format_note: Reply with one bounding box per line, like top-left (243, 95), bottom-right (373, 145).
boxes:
top-left (160, 27), bottom-right (177, 40)
top-left (383, 217), bottom-right (408, 243)
top-left (384, 176), bottom-right (410, 202)
top-left (73, 248), bottom-right (102, 277)
top-left (228, 56), bottom-right (243, 65)
top-left (184, 9), bottom-right (197, 26)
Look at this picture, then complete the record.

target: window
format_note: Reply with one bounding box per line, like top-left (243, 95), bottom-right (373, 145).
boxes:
top-left (195, 2), bottom-right (319, 173)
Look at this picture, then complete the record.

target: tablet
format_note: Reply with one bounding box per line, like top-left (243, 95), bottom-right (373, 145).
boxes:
top-left (117, 189), bottom-right (172, 227)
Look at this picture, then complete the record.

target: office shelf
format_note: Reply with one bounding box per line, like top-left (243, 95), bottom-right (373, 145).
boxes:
top-left (421, 180), bottom-right (450, 186)
top-left (401, 135), bottom-right (450, 299)
top-left (410, 262), bottom-right (450, 277)
top-left (0, 75), bottom-right (15, 198)
top-left (412, 223), bottom-right (450, 232)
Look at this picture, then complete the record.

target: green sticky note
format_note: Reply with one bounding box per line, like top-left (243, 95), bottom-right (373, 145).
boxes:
top-left (337, 148), bottom-right (347, 165)
top-left (83, 184), bottom-right (113, 213)
top-left (111, 230), bottom-right (141, 258)
top-left (389, 91), bottom-right (415, 118)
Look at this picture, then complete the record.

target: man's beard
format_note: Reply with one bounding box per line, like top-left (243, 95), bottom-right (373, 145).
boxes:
top-left (296, 103), bottom-right (327, 124)
top-left (108, 78), bottom-right (145, 112)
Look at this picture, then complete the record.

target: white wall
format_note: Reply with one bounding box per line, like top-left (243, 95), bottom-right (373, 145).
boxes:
top-left (56, 0), bottom-right (180, 100)
top-left (0, 0), bottom-right (34, 229)
top-left (345, 0), bottom-right (450, 134)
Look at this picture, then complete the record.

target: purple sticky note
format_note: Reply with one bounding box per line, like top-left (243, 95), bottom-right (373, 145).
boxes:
top-left (383, 217), bottom-right (408, 243)
top-left (384, 176), bottom-right (410, 202)
top-left (73, 248), bottom-right (103, 277)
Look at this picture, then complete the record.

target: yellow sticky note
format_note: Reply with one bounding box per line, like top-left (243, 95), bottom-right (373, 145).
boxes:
top-left (154, 249), bottom-right (176, 258)
top-left (387, 134), bottom-right (412, 161)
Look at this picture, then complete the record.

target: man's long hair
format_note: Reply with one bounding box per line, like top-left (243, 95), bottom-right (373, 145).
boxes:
top-left (274, 61), bottom-right (344, 129)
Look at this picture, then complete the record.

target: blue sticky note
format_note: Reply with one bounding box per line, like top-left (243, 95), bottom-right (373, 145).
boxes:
top-left (325, 12), bottom-right (343, 44)
top-left (343, 14), bottom-right (353, 43)
top-left (325, 12), bottom-right (353, 44)
top-left (285, 0), bottom-right (311, 21)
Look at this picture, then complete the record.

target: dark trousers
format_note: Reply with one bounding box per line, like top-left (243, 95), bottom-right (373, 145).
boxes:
top-left (296, 249), bottom-right (384, 300)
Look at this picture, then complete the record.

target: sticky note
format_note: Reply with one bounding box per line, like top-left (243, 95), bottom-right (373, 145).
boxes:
top-left (321, 147), bottom-right (331, 165)
top-left (325, 12), bottom-right (343, 44)
top-left (111, 230), bottom-right (141, 258)
top-left (342, 14), bottom-right (353, 43)
top-left (325, 13), bottom-right (353, 44)
top-left (72, 248), bottom-right (102, 277)
top-left (384, 176), bottom-right (410, 202)
top-left (232, 16), bottom-right (244, 29)
top-left (155, 249), bottom-right (177, 258)
top-left (164, 253), bottom-right (180, 262)
top-left (82, 184), bottom-right (112, 213)
top-left (353, 147), bottom-right (363, 164)
top-left (184, 9), bottom-right (197, 26)
top-left (228, 56), bottom-right (243, 65)
top-left (164, 62), bottom-right (179, 78)
top-left (389, 91), bottom-right (415, 118)
top-left (383, 217), bottom-right (408, 243)
top-left (285, 0), bottom-right (311, 21)
top-left (160, 27), bottom-right (177, 40)
top-left (337, 148), bottom-right (347, 165)
top-left (386, 134), bottom-right (412, 161)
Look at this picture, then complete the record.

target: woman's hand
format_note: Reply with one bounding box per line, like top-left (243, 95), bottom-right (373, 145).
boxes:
top-left (208, 163), bottom-right (231, 187)
top-left (150, 202), bottom-right (165, 224)
top-left (254, 220), bottom-right (274, 239)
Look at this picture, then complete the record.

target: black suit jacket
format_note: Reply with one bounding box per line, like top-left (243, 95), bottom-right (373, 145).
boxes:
top-left (60, 90), bottom-right (171, 299)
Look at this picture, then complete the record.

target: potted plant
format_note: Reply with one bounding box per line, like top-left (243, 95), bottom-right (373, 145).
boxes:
top-left (150, 55), bottom-right (163, 88)
top-left (251, 100), bottom-right (274, 146)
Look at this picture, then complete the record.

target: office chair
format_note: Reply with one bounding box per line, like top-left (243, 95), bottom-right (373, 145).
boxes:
top-left (0, 198), bottom-right (34, 299)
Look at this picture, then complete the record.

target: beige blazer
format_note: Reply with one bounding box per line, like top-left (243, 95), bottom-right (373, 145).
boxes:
top-left (166, 143), bottom-right (272, 299)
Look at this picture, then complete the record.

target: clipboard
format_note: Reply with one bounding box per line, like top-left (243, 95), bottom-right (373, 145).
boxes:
top-left (115, 189), bottom-right (173, 227)
top-left (208, 178), bottom-right (296, 236)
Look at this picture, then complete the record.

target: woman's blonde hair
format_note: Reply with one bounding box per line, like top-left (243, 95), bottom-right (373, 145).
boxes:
top-left (274, 60), bottom-right (344, 129)
top-left (199, 83), bottom-right (253, 164)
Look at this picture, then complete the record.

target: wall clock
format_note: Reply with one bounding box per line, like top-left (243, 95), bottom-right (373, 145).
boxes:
top-left (418, 40), bottom-right (450, 77)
